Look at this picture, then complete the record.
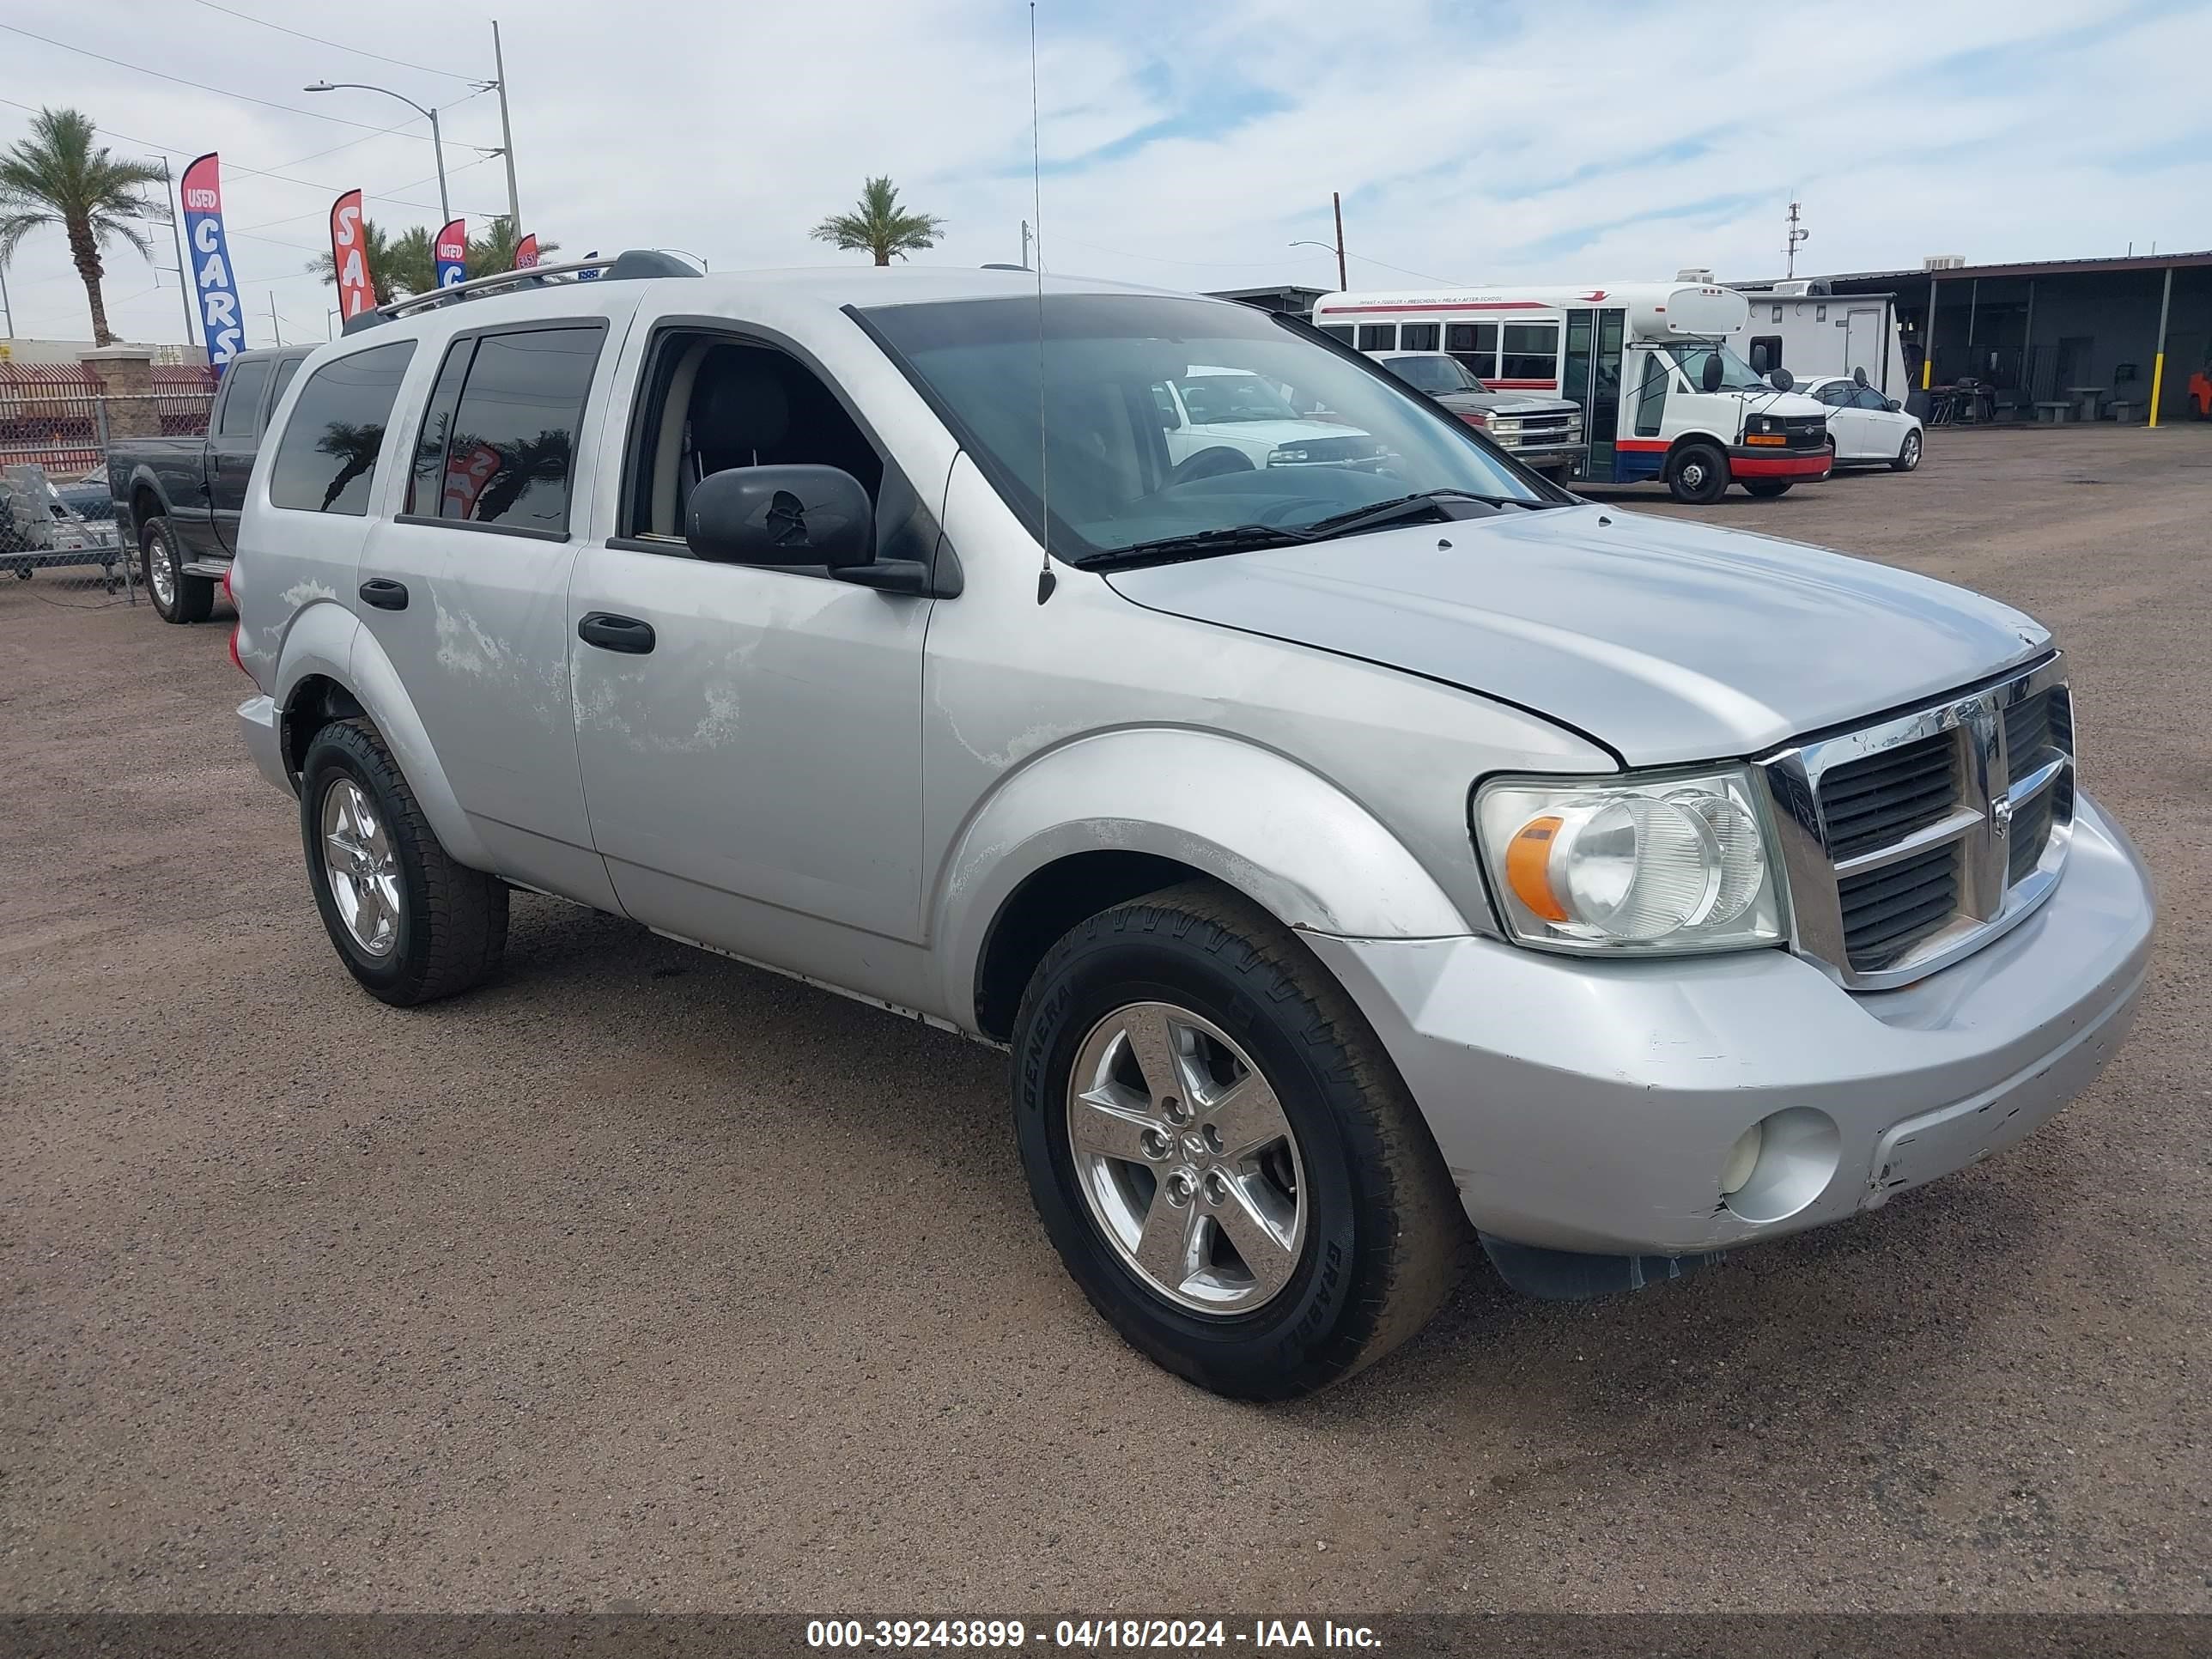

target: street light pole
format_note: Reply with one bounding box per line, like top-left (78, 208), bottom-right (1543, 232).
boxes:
top-left (491, 21), bottom-right (521, 229)
top-left (304, 81), bottom-right (450, 225)
top-left (160, 155), bottom-right (196, 348)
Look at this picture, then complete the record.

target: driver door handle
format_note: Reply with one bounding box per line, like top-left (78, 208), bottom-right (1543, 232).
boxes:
top-left (578, 612), bottom-right (655, 654)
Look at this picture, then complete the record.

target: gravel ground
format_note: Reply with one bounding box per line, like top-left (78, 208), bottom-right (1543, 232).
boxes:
top-left (3, 423), bottom-right (2207, 1614)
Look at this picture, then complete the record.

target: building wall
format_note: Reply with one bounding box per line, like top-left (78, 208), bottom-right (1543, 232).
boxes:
top-left (0, 337), bottom-right (194, 367)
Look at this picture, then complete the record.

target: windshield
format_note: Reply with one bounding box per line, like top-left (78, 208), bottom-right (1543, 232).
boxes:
top-left (1660, 341), bottom-right (1772, 392)
top-left (862, 294), bottom-right (1552, 564)
top-left (1386, 355), bottom-right (1482, 394)
top-left (1172, 371), bottom-right (1300, 423)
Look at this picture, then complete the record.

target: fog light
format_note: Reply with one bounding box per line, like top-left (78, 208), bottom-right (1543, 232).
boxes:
top-left (1719, 1122), bottom-right (1763, 1195)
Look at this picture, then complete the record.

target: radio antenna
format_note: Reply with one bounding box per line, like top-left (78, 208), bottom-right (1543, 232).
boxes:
top-left (1030, 0), bottom-right (1055, 604)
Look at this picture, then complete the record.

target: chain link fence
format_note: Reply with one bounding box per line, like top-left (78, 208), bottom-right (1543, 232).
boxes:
top-left (0, 366), bottom-right (216, 603)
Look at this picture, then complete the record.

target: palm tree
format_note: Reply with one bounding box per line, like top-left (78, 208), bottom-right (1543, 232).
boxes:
top-left (0, 107), bottom-right (169, 346)
top-left (306, 217), bottom-right (430, 305)
top-left (811, 177), bottom-right (945, 266)
top-left (467, 215), bottom-right (557, 276)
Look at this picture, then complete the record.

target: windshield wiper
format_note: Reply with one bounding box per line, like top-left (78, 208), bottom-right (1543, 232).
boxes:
top-left (1298, 488), bottom-right (1545, 540)
top-left (1075, 522), bottom-right (1317, 568)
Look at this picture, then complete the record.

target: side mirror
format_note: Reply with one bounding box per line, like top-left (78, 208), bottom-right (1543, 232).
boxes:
top-left (1852, 365), bottom-right (1870, 389)
top-left (687, 465), bottom-right (873, 570)
top-left (1886, 398), bottom-right (1902, 412)
top-left (1769, 368), bottom-right (1796, 392)
top-left (1700, 352), bottom-right (1724, 393)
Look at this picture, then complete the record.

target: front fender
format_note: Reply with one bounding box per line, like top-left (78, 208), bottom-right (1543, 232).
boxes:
top-left (271, 600), bottom-right (493, 871)
top-left (934, 726), bottom-right (1472, 1026)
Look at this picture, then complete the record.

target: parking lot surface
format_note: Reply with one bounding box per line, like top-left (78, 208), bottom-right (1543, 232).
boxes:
top-left (3, 424), bottom-right (2207, 1613)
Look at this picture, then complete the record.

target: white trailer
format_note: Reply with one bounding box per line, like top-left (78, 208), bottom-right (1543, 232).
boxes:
top-left (1723, 276), bottom-right (1911, 398)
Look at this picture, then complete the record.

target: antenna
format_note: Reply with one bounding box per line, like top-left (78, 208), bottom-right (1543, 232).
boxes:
top-left (1783, 196), bottom-right (1808, 279)
top-left (1030, 1), bottom-right (1055, 605)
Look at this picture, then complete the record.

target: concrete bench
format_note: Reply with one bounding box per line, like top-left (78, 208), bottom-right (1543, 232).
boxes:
top-left (2034, 401), bottom-right (2070, 423)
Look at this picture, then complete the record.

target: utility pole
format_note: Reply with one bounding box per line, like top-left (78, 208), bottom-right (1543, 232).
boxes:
top-left (161, 155), bottom-right (196, 348)
top-left (492, 21), bottom-right (522, 228)
top-left (1783, 198), bottom-right (1808, 279)
top-left (1331, 191), bottom-right (1346, 290)
top-left (1021, 219), bottom-right (1031, 270)
top-left (268, 292), bottom-right (283, 346)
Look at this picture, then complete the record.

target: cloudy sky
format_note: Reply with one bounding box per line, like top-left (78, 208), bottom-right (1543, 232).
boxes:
top-left (3, 0), bottom-right (2207, 350)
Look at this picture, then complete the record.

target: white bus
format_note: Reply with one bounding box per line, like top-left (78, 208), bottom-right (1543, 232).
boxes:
top-left (1311, 283), bottom-right (1835, 502)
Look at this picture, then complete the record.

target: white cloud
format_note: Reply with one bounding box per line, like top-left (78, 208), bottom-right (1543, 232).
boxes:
top-left (1, 0), bottom-right (2204, 348)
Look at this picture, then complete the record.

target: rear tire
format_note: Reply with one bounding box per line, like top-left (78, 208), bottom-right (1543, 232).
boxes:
top-left (1011, 881), bottom-right (1469, 1400)
top-left (1891, 429), bottom-right (1923, 471)
top-left (300, 717), bottom-right (507, 1007)
top-left (139, 515), bottom-right (212, 623)
top-left (1667, 442), bottom-right (1729, 505)
top-left (1742, 480), bottom-right (1793, 498)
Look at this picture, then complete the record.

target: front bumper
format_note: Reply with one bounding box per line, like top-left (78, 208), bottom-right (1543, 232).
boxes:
top-left (236, 693), bottom-right (295, 797)
top-left (1304, 793), bottom-right (2153, 1259)
top-left (1503, 441), bottom-right (1587, 473)
top-left (1729, 445), bottom-right (1831, 479)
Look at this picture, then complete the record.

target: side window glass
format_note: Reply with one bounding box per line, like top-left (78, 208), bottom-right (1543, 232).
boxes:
top-left (1820, 382), bottom-right (1851, 407)
top-left (266, 340), bottom-right (417, 515)
top-left (1856, 387), bottom-right (1889, 410)
top-left (1149, 383), bottom-right (1181, 427)
top-left (1633, 351), bottom-right (1670, 436)
top-left (1317, 324), bottom-right (1354, 346)
top-left (406, 338), bottom-right (475, 516)
top-left (440, 326), bottom-right (602, 532)
top-left (1399, 322), bottom-right (1439, 351)
top-left (1747, 336), bottom-right (1783, 375)
top-left (1356, 323), bottom-right (1396, 352)
top-left (216, 359), bottom-right (271, 438)
top-left (1445, 321), bottom-right (1497, 378)
top-left (269, 356), bottom-right (302, 415)
top-left (1499, 323), bottom-right (1560, 382)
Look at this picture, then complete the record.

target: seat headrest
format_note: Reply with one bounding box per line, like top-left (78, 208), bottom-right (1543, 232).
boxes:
top-left (695, 355), bottom-right (790, 463)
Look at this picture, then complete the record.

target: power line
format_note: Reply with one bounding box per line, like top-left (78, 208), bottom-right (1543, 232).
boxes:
top-left (187, 0), bottom-right (478, 82)
top-left (0, 21), bottom-right (434, 138)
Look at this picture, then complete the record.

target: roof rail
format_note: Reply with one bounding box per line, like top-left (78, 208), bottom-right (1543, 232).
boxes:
top-left (341, 248), bottom-right (701, 335)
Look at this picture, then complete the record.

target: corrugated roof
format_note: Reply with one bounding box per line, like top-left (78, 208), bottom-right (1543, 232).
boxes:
top-left (1771, 250), bottom-right (2212, 286)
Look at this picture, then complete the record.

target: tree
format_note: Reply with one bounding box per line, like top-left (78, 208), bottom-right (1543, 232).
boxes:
top-left (811, 177), bottom-right (945, 266)
top-left (0, 107), bottom-right (169, 346)
top-left (306, 216), bottom-right (426, 304)
top-left (467, 216), bottom-right (557, 277)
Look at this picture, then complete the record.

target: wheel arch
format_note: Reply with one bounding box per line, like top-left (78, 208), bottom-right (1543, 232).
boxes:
top-left (940, 727), bottom-right (1474, 1039)
top-left (272, 602), bottom-right (494, 870)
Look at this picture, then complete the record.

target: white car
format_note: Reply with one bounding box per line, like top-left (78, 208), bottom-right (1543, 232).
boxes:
top-left (1153, 365), bottom-right (1389, 475)
top-left (1796, 373), bottom-right (1923, 471)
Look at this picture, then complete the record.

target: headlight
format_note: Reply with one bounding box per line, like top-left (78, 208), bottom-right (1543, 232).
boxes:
top-left (1488, 419), bottom-right (1522, 437)
top-left (1474, 768), bottom-right (1784, 955)
top-left (1268, 447), bottom-right (1310, 465)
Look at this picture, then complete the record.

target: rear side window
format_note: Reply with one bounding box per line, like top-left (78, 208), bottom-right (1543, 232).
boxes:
top-left (1398, 322), bottom-right (1440, 351)
top-left (267, 341), bottom-right (417, 515)
top-left (1317, 323), bottom-right (1354, 346)
top-left (270, 356), bottom-right (303, 410)
top-left (406, 325), bottom-right (604, 534)
top-left (1445, 321), bottom-right (1497, 376)
top-left (1356, 323), bottom-right (1395, 352)
top-left (216, 358), bottom-right (272, 438)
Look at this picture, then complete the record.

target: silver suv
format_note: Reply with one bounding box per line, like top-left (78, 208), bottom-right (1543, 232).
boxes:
top-left (230, 255), bottom-right (2154, 1400)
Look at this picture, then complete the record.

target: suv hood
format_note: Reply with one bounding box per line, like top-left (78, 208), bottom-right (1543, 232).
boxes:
top-left (1103, 504), bottom-right (2051, 765)
top-left (1433, 391), bottom-right (1580, 418)
top-left (1188, 417), bottom-right (1369, 446)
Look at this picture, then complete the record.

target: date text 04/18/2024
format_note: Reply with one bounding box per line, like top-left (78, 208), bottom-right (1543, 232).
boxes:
top-left (805, 1618), bottom-right (1382, 1650)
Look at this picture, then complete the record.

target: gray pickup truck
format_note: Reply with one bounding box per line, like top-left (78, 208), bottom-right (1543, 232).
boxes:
top-left (1372, 350), bottom-right (1587, 481)
top-left (107, 344), bottom-right (312, 622)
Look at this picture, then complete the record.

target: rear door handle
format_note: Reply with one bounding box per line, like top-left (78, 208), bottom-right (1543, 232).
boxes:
top-left (359, 578), bottom-right (409, 611)
top-left (577, 611), bottom-right (655, 654)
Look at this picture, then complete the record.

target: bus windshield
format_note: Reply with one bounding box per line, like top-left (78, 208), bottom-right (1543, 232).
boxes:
top-left (1661, 342), bottom-right (1771, 392)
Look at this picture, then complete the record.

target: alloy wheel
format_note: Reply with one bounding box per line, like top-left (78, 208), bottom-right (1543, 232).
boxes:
top-left (146, 531), bottom-right (175, 610)
top-left (319, 777), bottom-right (400, 957)
top-left (1065, 1001), bottom-right (1306, 1315)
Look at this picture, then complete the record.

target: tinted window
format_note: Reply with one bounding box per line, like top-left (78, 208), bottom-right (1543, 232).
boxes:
top-left (1399, 322), bottom-right (1440, 351)
top-left (1815, 380), bottom-right (1851, 406)
top-left (270, 356), bottom-right (303, 410)
top-left (434, 325), bottom-right (602, 532)
top-left (1445, 321), bottom-right (1497, 376)
top-left (1748, 335), bottom-right (1783, 374)
top-left (1855, 386), bottom-right (1891, 410)
top-left (1318, 323), bottom-right (1354, 345)
top-left (216, 358), bottom-right (272, 438)
top-left (1385, 355), bottom-right (1466, 393)
top-left (1633, 350), bottom-right (1670, 436)
top-left (267, 341), bottom-right (417, 515)
top-left (1499, 322), bottom-right (1559, 381)
top-left (1356, 323), bottom-right (1396, 352)
top-left (406, 339), bottom-right (475, 515)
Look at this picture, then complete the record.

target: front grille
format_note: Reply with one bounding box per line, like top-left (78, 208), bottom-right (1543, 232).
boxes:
top-left (1818, 730), bottom-right (1959, 860)
top-left (1760, 657), bottom-right (2077, 988)
top-left (1285, 435), bottom-right (1382, 464)
top-left (1839, 844), bottom-right (1960, 971)
top-left (1782, 416), bottom-right (1827, 449)
top-left (1514, 413), bottom-right (1578, 441)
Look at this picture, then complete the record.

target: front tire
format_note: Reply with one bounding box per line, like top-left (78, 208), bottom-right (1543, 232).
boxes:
top-left (1012, 882), bottom-right (1468, 1400)
top-left (1742, 480), bottom-right (1793, 498)
top-left (300, 718), bottom-right (507, 1006)
top-left (1667, 442), bottom-right (1729, 505)
top-left (1891, 429), bottom-right (1923, 471)
top-left (139, 516), bottom-right (212, 623)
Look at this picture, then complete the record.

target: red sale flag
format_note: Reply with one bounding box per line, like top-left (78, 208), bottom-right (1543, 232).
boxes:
top-left (513, 232), bottom-right (539, 270)
top-left (330, 188), bottom-right (374, 320)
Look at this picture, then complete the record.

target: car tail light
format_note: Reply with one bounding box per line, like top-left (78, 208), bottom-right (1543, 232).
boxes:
top-left (228, 624), bottom-right (247, 677)
top-left (220, 564), bottom-right (234, 605)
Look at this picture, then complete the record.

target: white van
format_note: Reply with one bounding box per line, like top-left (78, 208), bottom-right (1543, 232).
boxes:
top-left (1313, 283), bottom-right (1835, 502)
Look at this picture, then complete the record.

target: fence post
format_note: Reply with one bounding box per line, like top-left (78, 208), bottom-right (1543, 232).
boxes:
top-left (80, 347), bottom-right (160, 439)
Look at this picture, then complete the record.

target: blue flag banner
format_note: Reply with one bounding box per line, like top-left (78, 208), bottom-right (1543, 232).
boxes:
top-left (434, 219), bottom-right (466, 289)
top-left (179, 152), bottom-right (244, 372)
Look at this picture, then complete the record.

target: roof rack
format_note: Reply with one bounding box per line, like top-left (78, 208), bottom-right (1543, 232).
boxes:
top-left (342, 248), bottom-right (701, 334)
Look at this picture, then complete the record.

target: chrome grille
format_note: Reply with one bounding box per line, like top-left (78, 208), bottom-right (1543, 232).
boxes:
top-left (1759, 656), bottom-right (2075, 989)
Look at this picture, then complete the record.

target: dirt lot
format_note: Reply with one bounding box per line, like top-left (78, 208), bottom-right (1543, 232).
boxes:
top-left (3, 424), bottom-right (2207, 1614)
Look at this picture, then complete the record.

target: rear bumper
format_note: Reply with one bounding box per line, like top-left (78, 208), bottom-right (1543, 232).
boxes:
top-left (236, 694), bottom-right (294, 798)
top-left (1729, 447), bottom-right (1831, 479)
top-left (1303, 793), bottom-right (2154, 1259)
